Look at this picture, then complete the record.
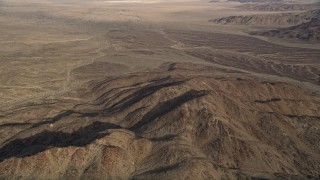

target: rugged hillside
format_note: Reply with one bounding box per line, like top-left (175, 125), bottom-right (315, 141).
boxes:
top-left (0, 62), bottom-right (319, 179)
top-left (250, 18), bottom-right (320, 41)
top-left (237, 3), bottom-right (320, 11)
top-left (210, 9), bottom-right (320, 26)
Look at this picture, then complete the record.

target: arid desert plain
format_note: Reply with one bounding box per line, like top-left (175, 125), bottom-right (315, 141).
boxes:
top-left (0, 0), bottom-right (320, 179)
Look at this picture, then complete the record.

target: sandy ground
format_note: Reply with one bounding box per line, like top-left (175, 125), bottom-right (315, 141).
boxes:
top-left (0, 0), bottom-right (319, 107)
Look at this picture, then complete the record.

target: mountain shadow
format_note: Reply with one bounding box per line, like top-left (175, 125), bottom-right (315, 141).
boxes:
top-left (0, 122), bottom-right (121, 162)
top-left (129, 90), bottom-right (208, 132)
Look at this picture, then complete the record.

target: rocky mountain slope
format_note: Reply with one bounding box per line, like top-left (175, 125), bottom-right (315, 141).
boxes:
top-left (0, 62), bottom-right (319, 179)
top-left (250, 18), bottom-right (320, 41)
top-left (210, 9), bottom-right (320, 26)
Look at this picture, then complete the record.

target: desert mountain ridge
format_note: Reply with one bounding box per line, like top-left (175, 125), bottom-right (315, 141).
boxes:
top-left (210, 9), bottom-right (320, 26)
top-left (250, 18), bottom-right (320, 41)
top-left (237, 2), bottom-right (320, 11)
top-left (224, 0), bottom-right (283, 3)
top-left (0, 62), bottom-right (319, 179)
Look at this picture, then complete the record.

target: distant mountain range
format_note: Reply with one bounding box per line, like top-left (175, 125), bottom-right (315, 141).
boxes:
top-left (210, 9), bottom-right (320, 26)
top-left (226, 0), bottom-right (283, 2)
top-left (210, 8), bottom-right (320, 41)
top-left (251, 18), bottom-right (320, 41)
top-left (237, 2), bottom-right (320, 11)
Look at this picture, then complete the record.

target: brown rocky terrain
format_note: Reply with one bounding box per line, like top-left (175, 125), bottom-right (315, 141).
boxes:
top-left (0, 62), bottom-right (320, 179)
top-left (210, 9), bottom-right (320, 26)
top-left (251, 18), bottom-right (320, 41)
top-left (237, 2), bottom-right (320, 11)
top-left (0, 0), bottom-right (320, 179)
